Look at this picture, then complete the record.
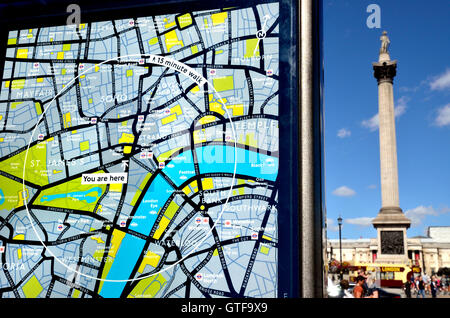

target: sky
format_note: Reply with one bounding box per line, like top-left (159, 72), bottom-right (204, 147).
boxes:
top-left (323, 0), bottom-right (450, 239)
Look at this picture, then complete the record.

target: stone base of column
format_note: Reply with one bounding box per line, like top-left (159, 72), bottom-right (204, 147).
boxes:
top-left (372, 207), bottom-right (411, 264)
top-left (372, 206), bottom-right (411, 228)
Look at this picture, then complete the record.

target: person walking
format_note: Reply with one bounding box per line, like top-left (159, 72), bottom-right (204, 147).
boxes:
top-left (404, 280), bottom-right (411, 298)
top-left (339, 279), bottom-right (354, 298)
top-left (417, 275), bottom-right (426, 298)
top-left (353, 276), bottom-right (366, 298)
top-left (430, 276), bottom-right (437, 298)
top-left (423, 273), bottom-right (430, 294)
top-left (442, 275), bottom-right (448, 295)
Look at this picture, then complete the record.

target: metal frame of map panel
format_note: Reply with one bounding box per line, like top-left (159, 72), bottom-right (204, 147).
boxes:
top-left (0, 0), bottom-right (323, 299)
top-left (299, 0), bottom-right (325, 298)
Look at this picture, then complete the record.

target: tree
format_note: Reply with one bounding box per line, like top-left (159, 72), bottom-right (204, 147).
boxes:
top-left (437, 267), bottom-right (450, 276)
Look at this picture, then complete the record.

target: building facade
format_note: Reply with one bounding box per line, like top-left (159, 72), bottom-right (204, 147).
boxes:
top-left (327, 226), bottom-right (450, 276)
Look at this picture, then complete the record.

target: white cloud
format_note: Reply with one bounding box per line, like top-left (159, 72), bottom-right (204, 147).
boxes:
top-left (404, 205), bottom-right (438, 227)
top-left (430, 69), bottom-right (450, 91)
top-left (435, 104), bottom-right (450, 127)
top-left (332, 186), bottom-right (356, 197)
top-left (345, 217), bottom-right (374, 227)
top-left (327, 218), bottom-right (340, 232)
top-left (367, 184), bottom-right (377, 189)
top-left (361, 113), bottom-right (379, 131)
top-left (337, 128), bottom-right (351, 138)
top-left (361, 96), bottom-right (409, 131)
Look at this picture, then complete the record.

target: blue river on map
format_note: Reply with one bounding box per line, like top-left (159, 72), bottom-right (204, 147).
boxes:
top-left (99, 145), bottom-right (278, 297)
top-left (39, 187), bottom-right (103, 204)
top-left (0, 189), bottom-right (4, 205)
top-left (99, 233), bottom-right (146, 298)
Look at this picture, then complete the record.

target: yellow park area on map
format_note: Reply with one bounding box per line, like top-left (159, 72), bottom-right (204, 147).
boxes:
top-left (0, 139), bottom-right (51, 187)
top-left (0, 174), bottom-right (29, 210)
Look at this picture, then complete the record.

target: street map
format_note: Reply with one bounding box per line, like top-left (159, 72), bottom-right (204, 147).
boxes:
top-left (0, 2), bottom-right (280, 298)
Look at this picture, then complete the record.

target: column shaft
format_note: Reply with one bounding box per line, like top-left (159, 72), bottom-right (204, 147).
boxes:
top-left (378, 80), bottom-right (400, 208)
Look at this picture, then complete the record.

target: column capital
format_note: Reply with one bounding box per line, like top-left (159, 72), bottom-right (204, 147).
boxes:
top-left (373, 60), bottom-right (397, 84)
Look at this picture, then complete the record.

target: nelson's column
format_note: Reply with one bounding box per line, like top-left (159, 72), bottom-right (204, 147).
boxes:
top-left (371, 31), bottom-right (411, 263)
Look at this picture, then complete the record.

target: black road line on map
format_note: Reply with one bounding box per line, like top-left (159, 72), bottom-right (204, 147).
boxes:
top-left (189, 182), bottom-right (276, 209)
top-left (95, 124), bottom-right (104, 166)
top-left (202, 53), bottom-right (209, 113)
top-left (37, 154), bottom-right (136, 192)
top-left (239, 188), bottom-right (278, 296)
top-left (209, 217), bottom-right (238, 296)
top-left (175, 248), bottom-right (211, 298)
top-left (27, 208), bottom-right (49, 243)
top-left (260, 90), bottom-right (278, 114)
top-left (45, 277), bottom-right (55, 298)
top-left (252, 6), bottom-right (265, 71)
top-left (228, 10), bottom-right (232, 65)
top-left (211, 49), bottom-right (216, 66)
top-left (134, 18), bottom-right (145, 55)
top-left (29, 205), bottom-right (109, 224)
top-left (174, 73), bottom-right (202, 114)
top-left (100, 67), bottom-right (168, 120)
top-left (1, 45), bottom-right (17, 131)
top-left (1, 74), bottom-right (54, 82)
top-left (54, 275), bottom-right (97, 297)
top-left (112, 21), bottom-right (121, 58)
top-left (57, 134), bottom-right (70, 177)
top-left (182, 236), bottom-right (253, 260)
top-left (0, 170), bottom-right (40, 189)
top-left (0, 243), bottom-right (20, 297)
top-left (112, 180), bottom-right (129, 225)
top-left (0, 207), bottom-right (25, 233)
top-left (179, 34), bottom-right (278, 64)
top-left (75, 26), bottom-right (83, 61)
top-left (245, 69), bottom-right (255, 116)
top-left (56, 213), bottom-right (71, 242)
top-left (184, 278), bottom-right (191, 298)
top-left (94, 184), bottom-right (109, 214)
top-left (84, 23), bottom-right (91, 60)
top-left (186, 62), bottom-right (279, 81)
top-left (120, 231), bottom-right (176, 297)
top-left (126, 243), bottom-right (173, 284)
top-left (191, 15), bottom-right (205, 51)
top-left (0, 215), bottom-right (14, 238)
top-left (49, 61), bottom-right (65, 131)
top-left (163, 280), bottom-right (186, 298)
top-left (153, 16), bottom-right (166, 55)
top-left (161, 41), bottom-right (202, 57)
top-left (32, 28), bottom-right (41, 59)
top-left (104, 122), bottom-right (112, 147)
top-left (266, 16), bottom-right (279, 35)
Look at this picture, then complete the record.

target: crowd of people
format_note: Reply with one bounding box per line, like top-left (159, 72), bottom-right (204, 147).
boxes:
top-left (331, 270), bottom-right (450, 298)
top-left (334, 269), bottom-right (381, 298)
top-left (404, 274), bottom-right (449, 298)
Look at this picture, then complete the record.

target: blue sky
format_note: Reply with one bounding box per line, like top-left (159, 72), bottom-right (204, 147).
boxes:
top-left (324, 0), bottom-right (450, 239)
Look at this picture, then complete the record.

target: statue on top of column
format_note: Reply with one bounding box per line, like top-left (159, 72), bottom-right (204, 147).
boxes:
top-left (380, 31), bottom-right (390, 54)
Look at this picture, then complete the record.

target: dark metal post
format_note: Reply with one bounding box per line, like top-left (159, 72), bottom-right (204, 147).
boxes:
top-left (338, 216), bottom-right (343, 280)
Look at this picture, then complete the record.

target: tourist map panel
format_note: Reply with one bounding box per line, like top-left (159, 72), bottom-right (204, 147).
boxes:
top-left (0, 2), bottom-right (280, 298)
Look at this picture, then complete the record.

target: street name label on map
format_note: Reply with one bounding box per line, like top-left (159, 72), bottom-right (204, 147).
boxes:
top-left (81, 173), bottom-right (128, 184)
top-left (145, 55), bottom-right (206, 86)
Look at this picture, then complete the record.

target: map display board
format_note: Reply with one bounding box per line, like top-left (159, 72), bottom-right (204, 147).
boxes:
top-left (0, 0), bottom-right (299, 298)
